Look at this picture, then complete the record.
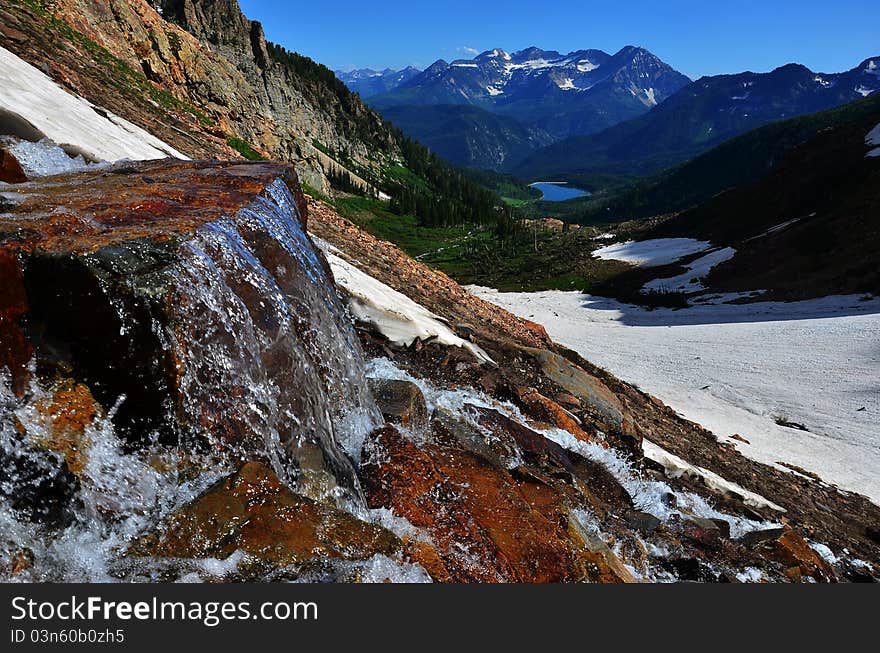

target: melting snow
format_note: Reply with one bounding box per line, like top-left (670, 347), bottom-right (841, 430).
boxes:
top-left (0, 45), bottom-right (187, 163)
top-left (866, 122), bottom-right (880, 157)
top-left (593, 238), bottom-right (712, 266)
top-left (643, 247), bottom-right (736, 294)
top-left (644, 88), bottom-right (657, 106)
top-left (642, 440), bottom-right (785, 512)
top-left (468, 287), bottom-right (880, 502)
top-left (318, 245), bottom-right (493, 364)
top-left (5, 138), bottom-right (106, 177)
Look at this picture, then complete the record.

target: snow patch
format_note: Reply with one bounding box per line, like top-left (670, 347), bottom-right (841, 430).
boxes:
top-left (593, 238), bottom-right (712, 267)
top-left (642, 440), bottom-right (786, 512)
top-left (643, 247), bottom-right (736, 294)
top-left (0, 45), bottom-right (187, 163)
top-left (577, 60), bottom-right (600, 73)
top-left (318, 247), bottom-right (493, 364)
top-left (644, 88), bottom-right (657, 106)
top-left (866, 121), bottom-right (880, 157)
top-left (468, 287), bottom-right (880, 502)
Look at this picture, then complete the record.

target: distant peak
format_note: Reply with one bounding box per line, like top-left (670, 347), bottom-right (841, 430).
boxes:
top-left (476, 48), bottom-right (511, 61)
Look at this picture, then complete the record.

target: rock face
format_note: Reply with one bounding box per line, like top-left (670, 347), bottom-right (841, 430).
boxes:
top-left (0, 160), bottom-right (380, 504)
top-left (1, 0), bottom-right (396, 190)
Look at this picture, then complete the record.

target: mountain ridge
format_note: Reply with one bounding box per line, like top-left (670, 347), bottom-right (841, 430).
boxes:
top-left (369, 45), bottom-right (691, 141)
top-left (514, 56), bottom-right (880, 179)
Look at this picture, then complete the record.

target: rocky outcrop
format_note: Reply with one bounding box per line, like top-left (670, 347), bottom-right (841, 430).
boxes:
top-left (0, 160), bottom-right (377, 505)
top-left (309, 198), bottom-right (880, 573)
top-left (1, 0), bottom-right (397, 190)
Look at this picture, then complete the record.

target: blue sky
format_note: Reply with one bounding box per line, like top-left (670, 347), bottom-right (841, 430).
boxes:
top-left (239, 0), bottom-right (878, 79)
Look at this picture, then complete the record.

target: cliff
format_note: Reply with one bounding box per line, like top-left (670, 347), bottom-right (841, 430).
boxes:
top-left (1, 0), bottom-right (397, 190)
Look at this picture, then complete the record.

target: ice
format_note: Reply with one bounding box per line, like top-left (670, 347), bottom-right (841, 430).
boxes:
top-left (808, 541), bottom-right (839, 565)
top-left (0, 45), bottom-right (187, 163)
top-left (469, 287), bottom-right (880, 502)
top-left (643, 247), bottom-right (736, 294)
top-left (593, 238), bottom-right (712, 266)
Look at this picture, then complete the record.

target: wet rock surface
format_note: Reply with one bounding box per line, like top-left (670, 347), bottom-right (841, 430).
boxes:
top-left (130, 462), bottom-right (400, 567)
top-left (1, 160), bottom-right (374, 506)
top-left (368, 379), bottom-right (429, 431)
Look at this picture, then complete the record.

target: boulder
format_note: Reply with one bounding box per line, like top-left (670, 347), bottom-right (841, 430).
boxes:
top-left (749, 528), bottom-right (837, 583)
top-left (472, 405), bottom-right (634, 511)
top-left (519, 347), bottom-right (635, 438)
top-left (0, 160), bottom-right (370, 502)
top-left (360, 424), bottom-right (574, 582)
top-left (430, 406), bottom-right (518, 468)
top-left (626, 510), bottom-right (662, 536)
top-left (368, 378), bottom-right (428, 431)
top-left (130, 462), bottom-right (399, 567)
top-left (677, 515), bottom-right (725, 548)
top-left (516, 386), bottom-right (595, 443)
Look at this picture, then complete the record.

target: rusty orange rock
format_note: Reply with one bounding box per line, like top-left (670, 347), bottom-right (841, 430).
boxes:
top-left (754, 529), bottom-right (837, 583)
top-left (131, 462), bottom-right (400, 566)
top-left (35, 380), bottom-right (100, 475)
top-left (517, 387), bottom-right (597, 444)
top-left (0, 160), bottom-right (306, 256)
top-left (0, 149), bottom-right (28, 183)
top-left (361, 424), bottom-right (576, 583)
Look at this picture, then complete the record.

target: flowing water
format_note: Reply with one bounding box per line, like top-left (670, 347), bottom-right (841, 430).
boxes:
top-left (0, 178), bottom-right (384, 580)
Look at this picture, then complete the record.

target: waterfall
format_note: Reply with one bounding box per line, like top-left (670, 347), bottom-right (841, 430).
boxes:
top-left (167, 179), bottom-right (383, 506)
top-left (0, 172), bottom-right (386, 579)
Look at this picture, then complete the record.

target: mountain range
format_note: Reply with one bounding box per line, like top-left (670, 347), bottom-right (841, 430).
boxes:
top-left (336, 66), bottom-right (422, 97)
top-left (340, 49), bottom-right (880, 175)
top-left (514, 58), bottom-right (880, 179)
